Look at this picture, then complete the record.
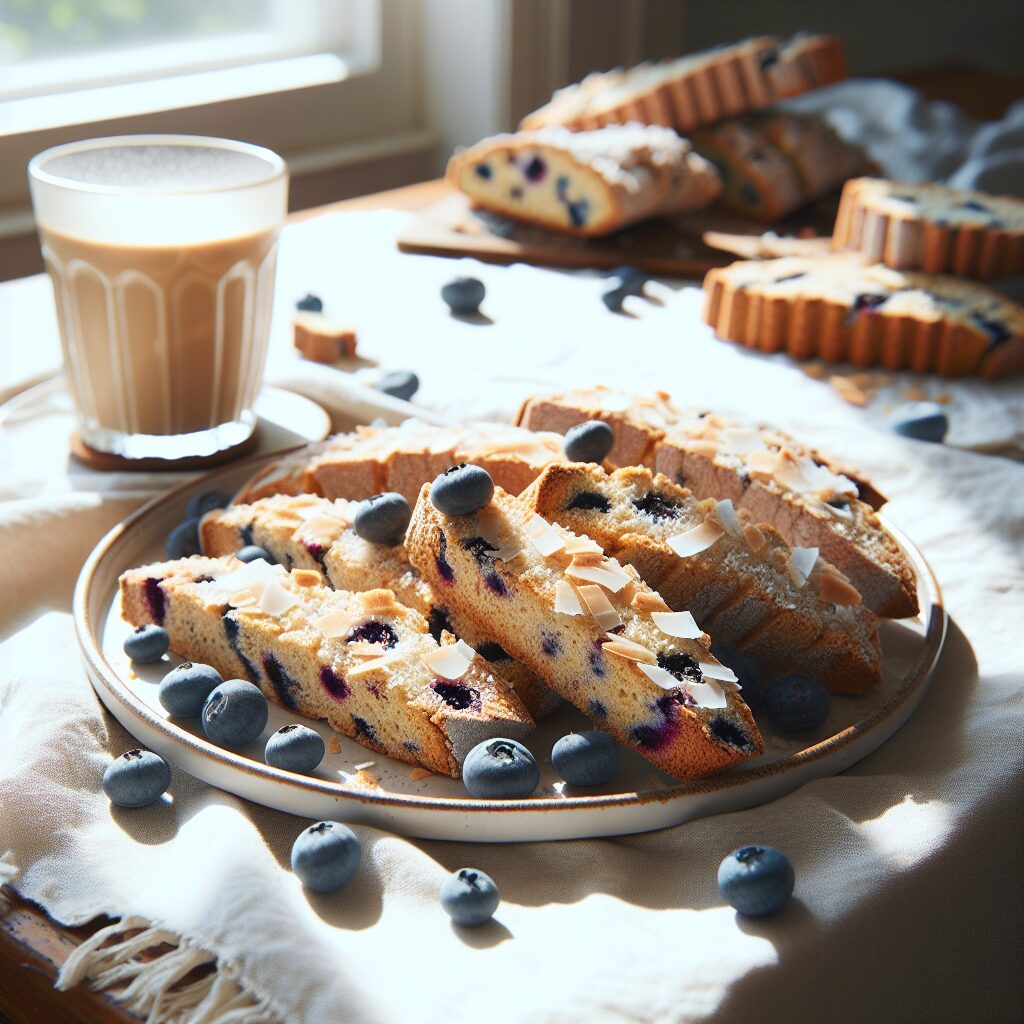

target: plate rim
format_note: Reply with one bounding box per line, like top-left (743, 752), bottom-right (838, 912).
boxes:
top-left (74, 448), bottom-right (947, 817)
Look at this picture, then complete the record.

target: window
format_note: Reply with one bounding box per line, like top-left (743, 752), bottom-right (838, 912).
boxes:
top-left (0, 0), bottom-right (380, 134)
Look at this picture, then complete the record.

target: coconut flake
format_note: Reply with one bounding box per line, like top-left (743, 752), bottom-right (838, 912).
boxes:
top-left (602, 634), bottom-right (657, 665)
top-left (349, 651), bottom-right (404, 678)
top-left (565, 559), bottom-right (631, 593)
top-left (563, 533), bottom-right (604, 556)
top-left (787, 546), bottom-right (819, 588)
top-left (554, 580), bottom-right (585, 616)
top-left (635, 662), bottom-right (683, 690)
top-left (719, 426), bottom-right (763, 455)
top-left (454, 639), bottom-right (477, 663)
top-left (258, 578), bottom-right (302, 616)
top-left (714, 499), bottom-right (740, 537)
top-left (666, 520), bottom-right (725, 558)
top-left (577, 584), bottom-right (623, 631)
top-left (422, 644), bottom-right (473, 680)
top-left (349, 641), bottom-right (387, 659)
top-left (773, 451), bottom-right (858, 499)
top-left (698, 660), bottom-right (739, 685)
top-left (298, 512), bottom-right (351, 540)
top-left (686, 679), bottom-right (730, 708)
top-left (525, 514), bottom-right (566, 557)
top-left (313, 607), bottom-right (359, 638)
top-left (651, 610), bottom-right (702, 639)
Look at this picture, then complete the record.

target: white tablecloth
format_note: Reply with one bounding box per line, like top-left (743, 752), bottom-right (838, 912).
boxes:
top-left (2, 81), bottom-right (1023, 1024)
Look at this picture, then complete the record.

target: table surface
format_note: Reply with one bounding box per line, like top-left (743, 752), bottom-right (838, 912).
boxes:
top-left (0, 179), bottom-right (445, 1024)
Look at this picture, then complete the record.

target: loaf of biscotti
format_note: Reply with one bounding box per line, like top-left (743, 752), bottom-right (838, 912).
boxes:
top-left (833, 178), bottom-right (1024, 280)
top-left (692, 112), bottom-right (871, 221)
top-left (199, 494), bottom-right (559, 718)
top-left (119, 556), bottom-right (533, 776)
top-left (520, 463), bottom-right (882, 693)
top-left (513, 387), bottom-right (913, 616)
top-left (237, 420), bottom-right (568, 506)
top-left (520, 34), bottom-right (846, 134)
top-left (447, 124), bottom-right (722, 236)
top-left (703, 254), bottom-right (1024, 378)
top-left (513, 385), bottom-right (886, 510)
top-left (405, 485), bottom-right (764, 780)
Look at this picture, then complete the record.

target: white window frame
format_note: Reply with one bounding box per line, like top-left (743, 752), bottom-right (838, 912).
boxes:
top-left (0, 0), bottom-right (429, 230)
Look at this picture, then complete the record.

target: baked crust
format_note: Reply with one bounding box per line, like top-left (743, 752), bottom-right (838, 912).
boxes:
top-left (833, 178), bottom-right (1024, 280)
top-left (702, 254), bottom-right (1024, 379)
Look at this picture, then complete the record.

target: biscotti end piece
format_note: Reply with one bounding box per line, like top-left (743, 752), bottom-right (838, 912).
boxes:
top-left (702, 253), bottom-right (1024, 378)
top-left (199, 493), bottom-right (561, 720)
top-left (520, 462), bottom-right (883, 693)
top-left (119, 555), bottom-right (533, 776)
top-left (405, 483), bottom-right (764, 780)
top-left (293, 313), bottom-right (358, 363)
top-left (448, 124), bottom-right (722, 237)
top-left (833, 178), bottom-right (1024, 280)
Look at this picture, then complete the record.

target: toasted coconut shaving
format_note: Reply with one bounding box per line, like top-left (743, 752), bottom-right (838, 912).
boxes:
top-left (631, 590), bottom-right (671, 613)
top-left (259, 578), bottom-right (303, 617)
top-left (292, 569), bottom-right (323, 588)
top-left (603, 634), bottom-right (658, 665)
top-left (312, 608), bottom-right (359, 638)
top-left (526, 514), bottom-right (566, 557)
top-left (667, 520), bottom-right (725, 558)
top-left (422, 643), bottom-right (474, 680)
top-left (714, 499), bottom-right (740, 536)
top-left (569, 549), bottom-right (605, 567)
top-left (565, 558), bottom-right (632, 593)
top-left (787, 546), bottom-right (819, 588)
top-left (651, 610), bottom-right (702, 639)
top-left (563, 533), bottom-right (604, 556)
top-left (361, 589), bottom-right (401, 614)
top-left (819, 568), bottom-right (862, 607)
top-left (577, 584), bottom-right (623, 631)
top-left (554, 580), bottom-right (585, 616)
top-left (349, 641), bottom-right (388, 659)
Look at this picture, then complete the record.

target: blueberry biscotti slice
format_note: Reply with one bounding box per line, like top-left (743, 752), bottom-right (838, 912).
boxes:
top-left (702, 254), bottom-right (1024, 378)
top-left (447, 125), bottom-right (722, 236)
top-left (833, 178), bottom-right (1024, 280)
top-left (199, 494), bottom-right (560, 718)
top-left (120, 556), bottom-right (533, 776)
top-left (513, 387), bottom-right (912, 616)
top-left (520, 463), bottom-right (882, 693)
top-left (520, 34), bottom-right (846, 134)
top-left (691, 112), bottom-right (871, 221)
top-left (405, 484), bottom-right (764, 780)
top-left (237, 420), bottom-right (568, 506)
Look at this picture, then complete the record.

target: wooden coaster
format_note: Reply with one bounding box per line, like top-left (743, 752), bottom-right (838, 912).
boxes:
top-left (70, 423), bottom-right (261, 473)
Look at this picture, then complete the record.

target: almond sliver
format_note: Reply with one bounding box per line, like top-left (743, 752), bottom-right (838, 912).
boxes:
top-left (602, 635), bottom-right (657, 665)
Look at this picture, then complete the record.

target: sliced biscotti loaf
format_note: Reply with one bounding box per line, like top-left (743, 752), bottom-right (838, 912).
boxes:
top-left (119, 556), bottom-right (533, 776)
top-left (692, 112), bottom-right (871, 221)
top-left (199, 494), bottom-right (560, 719)
top-left (405, 484), bottom-right (764, 780)
top-left (520, 463), bottom-right (882, 693)
top-left (519, 35), bottom-right (846, 133)
top-left (833, 178), bottom-right (1024, 279)
top-left (513, 385), bottom-right (886, 510)
top-left (237, 420), bottom-right (568, 506)
top-left (447, 125), bottom-right (722, 236)
top-left (702, 254), bottom-right (1024, 378)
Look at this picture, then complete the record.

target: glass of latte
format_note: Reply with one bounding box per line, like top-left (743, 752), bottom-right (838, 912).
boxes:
top-left (29, 135), bottom-right (288, 460)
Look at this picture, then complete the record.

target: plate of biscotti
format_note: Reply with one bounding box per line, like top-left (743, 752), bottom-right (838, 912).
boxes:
top-left (75, 387), bottom-right (945, 841)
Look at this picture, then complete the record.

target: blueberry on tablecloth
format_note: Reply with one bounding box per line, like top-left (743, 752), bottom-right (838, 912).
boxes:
top-left (102, 749), bottom-right (171, 808)
top-left (291, 821), bottom-right (361, 892)
top-left (440, 868), bottom-right (501, 926)
top-left (718, 845), bottom-right (794, 917)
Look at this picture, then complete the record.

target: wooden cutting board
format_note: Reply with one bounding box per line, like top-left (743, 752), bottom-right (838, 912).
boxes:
top-left (396, 190), bottom-right (836, 278)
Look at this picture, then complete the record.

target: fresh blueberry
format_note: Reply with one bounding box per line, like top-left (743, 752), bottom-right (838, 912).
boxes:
top-left (441, 277), bottom-right (485, 315)
top-left (291, 821), bottom-right (361, 893)
top-left (551, 731), bottom-right (620, 786)
top-left (440, 868), bottom-right (501, 927)
top-left (265, 724), bottom-right (326, 774)
top-left (563, 420), bottom-right (614, 464)
top-left (376, 370), bottom-right (419, 402)
top-left (159, 661), bottom-right (222, 718)
top-left (353, 492), bottom-right (411, 545)
top-left (429, 464), bottom-right (495, 516)
top-left (201, 678), bottom-right (269, 747)
top-left (890, 401), bottom-right (948, 444)
top-left (236, 544), bottom-right (274, 564)
top-left (296, 293), bottom-right (323, 312)
top-left (601, 285), bottom-right (629, 312)
top-left (185, 489), bottom-right (230, 520)
top-left (166, 518), bottom-right (201, 559)
top-left (718, 845), bottom-right (795, 917)
top-left (610, 265), bottom-right (647, 296)
top-left (462, 737), bottom-right (539, 798)
top-left (710, 644), bottom-right (767, 710)
top-left (123, 624), bottom-right (169, 663)
top-left (764, 675), bottom-right (831, 734)
top-left (102, 749), bottom-right (171, 808)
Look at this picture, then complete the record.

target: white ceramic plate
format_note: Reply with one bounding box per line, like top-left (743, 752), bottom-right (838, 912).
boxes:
top-left (76, 453), bottom-right (946, 842)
